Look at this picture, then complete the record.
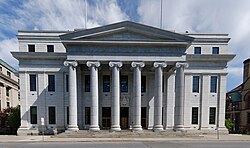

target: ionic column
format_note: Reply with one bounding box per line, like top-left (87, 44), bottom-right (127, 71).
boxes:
top-left (174, 62), bottom-right (188, 131)
top-left (131, 62), bottom-right (145, 131)
top-left (86, 61), bottom-right (101, 131)
top-left (153, 62), bottom-right (167, 131)
top-left (109, 62), bottom-right (123, 131)
top-left (64, 61), bottom-right (79, 131)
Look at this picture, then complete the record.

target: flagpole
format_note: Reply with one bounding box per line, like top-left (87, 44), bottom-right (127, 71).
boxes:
top-left (160, 0), bottom-right (163, 29)
top-left (85, 0), bottom-right (87, 29)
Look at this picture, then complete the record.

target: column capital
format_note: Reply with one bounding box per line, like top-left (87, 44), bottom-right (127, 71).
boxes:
top-left (64, 61), bottom-right (78, 67)
top-left (176, 62), bottom-right (189, 68)
top-left (86, 61), bottom-right (100, 68)
top-left (109, 61), bottom-right (123, 68)
top-left (131, 62), bottom-right (145, 68)
top-left (153, 62), bottom-right (167, 68)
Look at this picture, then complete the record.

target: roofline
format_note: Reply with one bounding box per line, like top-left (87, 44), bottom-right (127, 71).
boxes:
top-left (0, 59), bottom-right (18, 73)
top-left (18, 30), bottom-right (73, 33)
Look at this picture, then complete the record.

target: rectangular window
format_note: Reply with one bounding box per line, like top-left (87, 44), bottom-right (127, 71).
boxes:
top-left (194, 47), bottom-right (201, 54)
top-left (0, 66), bottom-right (2, 72)
top-left (103, 75), bottom-right (110, 92)
top-left (6, 87), bottom-right (10, 97)
top-left (7, 71), bottom-right (11, 78)
top-left (85, 107), bottom-right (90, 124)
top-left (209, 107), bottom-right (216, 124)
top-left (6, 102), bottom-right (10, 108)
top-left (49, 106), bottom-right (56, 124)
top-left (67, 106), bottom-right (69, 125)
top-left (66, 75), bottom-right (69, 92)
top-left (48, 75), bottom-right (55, 92)
top-left (212, 47), bottom-right (219, 54)
top-left (192, 107), bottom-right (199, 124)
top-left (210, 76), bottom-right (217, 93)
top-left (29, 74), bottom-right (36, 91)
top-left (141, 76), bottom-right (146, 92)
top-left (28, 44), bottom-right (35, 52)
top-left (85, 75), bottom-right (90, 92)
top-left (30, 106), bottom-right (37, 124)
top-left (121, 76), bottom-right (128, 92)
top-left (192, 76), bottom-right (199, 93)
top-left (248, 113), bottom-right (250, 125)
top-left (47, 45), bottom-right (54, 52)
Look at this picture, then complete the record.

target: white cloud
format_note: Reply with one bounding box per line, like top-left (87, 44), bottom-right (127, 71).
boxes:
top-left (0, 38), bottom-right (18, 69)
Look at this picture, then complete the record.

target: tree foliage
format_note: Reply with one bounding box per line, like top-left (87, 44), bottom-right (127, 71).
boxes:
top-left (225, 118), bottom-right (233, 130)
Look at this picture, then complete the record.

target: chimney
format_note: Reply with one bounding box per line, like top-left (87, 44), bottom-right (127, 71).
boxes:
top-left (243, 59), bottom-right (250, 82)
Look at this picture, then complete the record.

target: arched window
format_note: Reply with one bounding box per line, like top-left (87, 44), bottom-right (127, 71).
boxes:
top-left (244, 91), bottom-right (250, 109)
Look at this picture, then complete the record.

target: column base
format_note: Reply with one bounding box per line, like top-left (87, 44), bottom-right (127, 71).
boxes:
top-left (153, 125), bottom-right (164, 132)
top-left (89, 125), bottom-right (100, 131)
top-left (174, 125), bottom-right (185, 132)
top-left (66, 125), bottom-right (79, 132)
top-left (132, 125), bottom-right (143, 132)
top-left (111, 125), bottom-right (121, 131)
top-left (17, 127), bottom-right (39, 136)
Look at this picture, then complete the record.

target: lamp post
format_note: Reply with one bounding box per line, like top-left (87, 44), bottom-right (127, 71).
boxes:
top-left (232, 105), bottom-right (236, 133)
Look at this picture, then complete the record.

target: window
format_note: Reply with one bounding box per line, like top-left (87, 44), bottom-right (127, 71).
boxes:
top-left (30, 74), bottom-right (36, 91)
top-left (103, 75), bottom-right (110, 92)
top-left (194, 47), bottom-right (201, 54)
top-left (192, 76), bottom-right (199, 93)
top-left (48, 75), bottom-right (55, 92)
top-left (121, 76), bottom-right (128, 92)
top-left (85, 75), bottom-right (90, 92)
top-left (67, 106), bottom-right (69, 125)
top-left (7, 71), bottom-right (11, 78)
top-left (49, 106), bottom-right (56, 124)
top-left (0, 66), bottom-right (2, 72)
top-left (28, 45), bottom-right (35, 52)
top-left (192, 107), bottom-right (198, 124)
top-left (66, 75), bottom-right (69, 92)
top-left (85, 107), bottom-right (90, 124)
top-left (209, 107), bottom-right (216, 124)
top-left (47, 45), bottom-right (54, 52)
top-left (210, 76), bottom-right (217, 93)
top-left (212, 47), bottom-right (219, 54)
top-left (30, 106), bottom-right (37, 124)
top-left (248, 113), bottom-right (250, 125)
top-left (141, 76), bottom-right (146, 93)
top-left (6, 102), bottom-right (10, 108)
top-left (6, 87), bottom-right (10, 97)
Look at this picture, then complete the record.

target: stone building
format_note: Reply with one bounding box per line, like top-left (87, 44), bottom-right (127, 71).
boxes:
top-left (0, 59), bottom-right (19, 110)
top-left (12, 21), bottom-right (235, 135)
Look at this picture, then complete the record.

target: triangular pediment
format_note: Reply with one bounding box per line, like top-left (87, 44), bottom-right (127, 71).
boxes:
top-left (60, 21), bottom-right (194, 43)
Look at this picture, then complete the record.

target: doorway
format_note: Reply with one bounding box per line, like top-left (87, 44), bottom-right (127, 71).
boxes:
top-left (120, 107), bottom-right (129, 129)
top-left (141, 107), bottom-right (147, 129)
top-left (102, 107), bottom-right (111, 129)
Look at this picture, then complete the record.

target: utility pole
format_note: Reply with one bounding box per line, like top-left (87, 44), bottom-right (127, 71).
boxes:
top-left (160, 0), bottom-right (163, 29)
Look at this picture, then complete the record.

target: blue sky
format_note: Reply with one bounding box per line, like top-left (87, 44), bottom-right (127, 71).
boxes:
top-left (0, 0), bottom-right (250, 91)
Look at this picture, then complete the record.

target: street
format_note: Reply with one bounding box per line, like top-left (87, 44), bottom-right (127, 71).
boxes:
top-left (0, 141), bottom-right (250, 148)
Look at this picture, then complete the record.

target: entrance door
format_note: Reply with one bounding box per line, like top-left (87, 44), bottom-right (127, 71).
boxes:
top-left (120, 107), bottom-right (129, 129)
top-left (102, 107), bottom-right (111, 129)
top-left (141, 107), bottom-right (147, 129)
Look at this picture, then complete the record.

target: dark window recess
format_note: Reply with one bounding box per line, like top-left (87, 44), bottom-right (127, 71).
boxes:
top-left (248, 113), bottom-right (250, 125)
top-left (210, 76), bottom-right (217, 93)
top-left (85, 75), bottom-right (90, 92)
top-left (103, 75), bottom-right (110, 92)
top-left (7, 71), bottom-right (11, 78)
top-left (209, 107), bottom-right (216, 124)
top-left (66, 75), bottom-right (69, 92)
top-left (47, 45), bottom-right (54, 52)
top-left (212, 47), bottom-right (219, 54)
top-left (121, 76), bottom-right (128, 92)
top-left (49, 106), bottom-right (56, 124)
top-left (30, 106), bottom-right (37, 124)
top-left (28, 45), bottom-right (35, 52)
top-left (6, 102), bottom-right (10, 108)
top-left (192, 107), bottom-right (199, 124)
top-left (141, 76), bottom-right (146, 92)
top-left (30, 74), bottom-right (36, 91)
top-left (192, 76), bottom-right (199, 93)
top-left (6, 87), bottom-right (10, 97)
top-left (85, 107), bottom-right (90, 124)
top-left (194, 47), bottom-right (201, 54)
top-left (67, 106), bottom-right (69, 125)
top-left (48, 75), bottom-right (55, 92)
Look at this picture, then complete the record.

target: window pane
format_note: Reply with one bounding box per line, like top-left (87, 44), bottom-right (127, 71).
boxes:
top-left (141, 76), bottom-right (146, 92)
top-left (192, 107), bottom-right (198, 124)
top-left (6, 87), bottom-right (10, 97)
top-left (48, 75), bottom-right (55, 92)
top-left (47, 45), bottom-right (54, 52)
top-left (85, 107), bottom-right (90, 124)
top-left (212, 47), bottom-right (219, 54)
top-left (103, 75), bottom-right (110, 92)
top-left (120, 76), bottom-right (128, 92)
top-left (30, 106), bottom-right (37, 124)
top-left (28, 45), bottom-right (35, 52)
top-left (7, 71), bottom-right (11, 78)
top-left (85, 75), bottom-right (90, 92)
top-left (192, 76), bottom-right (199, 93)
top-left (194, 47), bottom-right (201, 54)
top-left (66, 75), bottom-right (69, 92)
top-left (210, 76), bottom-right (217, 93)
top-left (248, 113), bottom-right (250, 125)
top-left (49, 106), bottom-right (56, 124)
top-left (67, 106), bottom-right (69, 125)
top-left (30, 74), bottom-right (36, 91)
top-left (209, 107), bottom-right (216, 124)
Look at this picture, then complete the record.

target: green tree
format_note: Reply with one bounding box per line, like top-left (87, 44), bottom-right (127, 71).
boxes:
top-left (7, 106), bottom-right (20, 129)
top-left (225, 118), bottom-right (233, 131)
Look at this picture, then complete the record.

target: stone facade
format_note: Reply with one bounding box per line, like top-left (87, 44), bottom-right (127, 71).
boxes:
top-left (12, 21), bottom-right (235, 135)
top-left (0, 59), bottom-right (19, 110)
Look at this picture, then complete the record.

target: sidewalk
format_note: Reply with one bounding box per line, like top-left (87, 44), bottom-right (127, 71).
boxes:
top-left (0, 134), bottom-right (250, 142)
